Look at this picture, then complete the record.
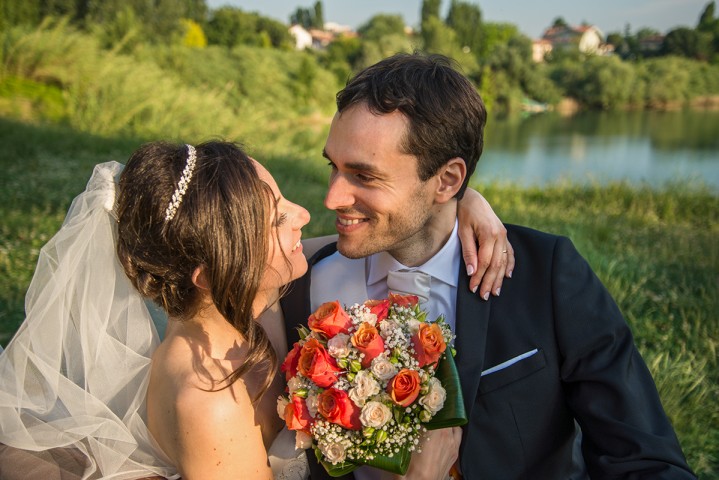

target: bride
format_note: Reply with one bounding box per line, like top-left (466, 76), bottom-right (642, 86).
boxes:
top-left (0, 141), bottom-right (511, 479)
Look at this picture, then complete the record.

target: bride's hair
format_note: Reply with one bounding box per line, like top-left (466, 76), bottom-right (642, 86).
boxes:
top-left (116, 141), bottom-right (279, 399)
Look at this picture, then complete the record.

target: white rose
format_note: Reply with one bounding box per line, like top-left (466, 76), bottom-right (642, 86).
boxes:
top-left (320, 440), bottom-right (348, 464)
top-left (419, 377), bottom-right (446, 415)
top-left (287, 376), bottom-right (303, 394)
top-left (370, 355), bottom-right (398, 382)
top-left (295, 430), bottom-right (313, 450)
top-left (348, 370), bottom-right (380, 407)
top-left (327, 333), bottom-right (351, 358)
top-left (276, 396), bottom-right (289, 419)
top-left (306, 392), bottom-right (319, 418)
top-left (407, 318), bottom-right (421, 335)
top-left (360, 401), bottom-right (392, 428)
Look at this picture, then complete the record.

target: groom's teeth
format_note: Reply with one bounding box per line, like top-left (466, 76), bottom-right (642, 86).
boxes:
top-left (339, 218), bottom-right (361, 226)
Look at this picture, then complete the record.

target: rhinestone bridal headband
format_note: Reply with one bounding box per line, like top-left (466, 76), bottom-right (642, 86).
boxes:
top-left (164, 144), bottom-right (197, 221)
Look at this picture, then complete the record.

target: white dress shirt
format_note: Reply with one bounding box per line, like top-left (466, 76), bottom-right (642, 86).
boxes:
top-left (366, 220), bottom-right (461, 331)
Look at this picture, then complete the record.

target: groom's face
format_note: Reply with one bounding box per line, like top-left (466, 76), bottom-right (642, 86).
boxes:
top-left (322, 103), bottom-right (437, 263)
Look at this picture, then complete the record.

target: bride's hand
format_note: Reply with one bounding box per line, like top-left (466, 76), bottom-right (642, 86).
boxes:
top-left (457, 188), bottom-right (515, 300)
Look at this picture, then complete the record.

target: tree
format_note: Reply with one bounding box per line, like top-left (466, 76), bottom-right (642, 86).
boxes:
top-left (551, 16), bottom-right (569, 28)
top-left (663, 27), bottom-right (713, 60)
top-left (698, 1), bottom-right (716, 32)
top-left (313, 1), bottom-right (324, 29)
top-left (357, 14), bottom-right (406, 42)
top-left (207, 7), bottom-right (291, 49)
top-left (446, 0), bottom-right (482, 55)
top-left (421, 0), bottom-right (441, 24)
top-left (290, 7), bottom-right (313, 28)
top-left (181, 19), bottom-right (207, 48)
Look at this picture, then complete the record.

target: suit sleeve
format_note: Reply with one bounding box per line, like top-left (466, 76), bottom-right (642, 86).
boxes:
top-left (550, 237), bottom-right (695, 479)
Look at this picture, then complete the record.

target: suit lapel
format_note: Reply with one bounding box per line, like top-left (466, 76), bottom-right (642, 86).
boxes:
top-left (454, 266), bottom-right (490, 420)
top-left (281, 243), bottom-right (338, 347)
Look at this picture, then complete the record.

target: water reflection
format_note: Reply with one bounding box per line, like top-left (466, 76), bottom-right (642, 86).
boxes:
top-left (478, 110), bottom-right (719, 190)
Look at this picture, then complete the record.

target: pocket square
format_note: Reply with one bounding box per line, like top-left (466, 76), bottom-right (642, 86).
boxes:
top-left (481, 349), bottom-right (539, 377)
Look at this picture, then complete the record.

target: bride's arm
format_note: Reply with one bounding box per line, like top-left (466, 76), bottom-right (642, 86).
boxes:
top-left (172, 383), bottom-right (273, 479)
top-left (457, 188), bottom-right (515, 300)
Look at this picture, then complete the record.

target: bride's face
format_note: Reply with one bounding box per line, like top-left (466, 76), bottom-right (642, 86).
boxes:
top-left (253, 160), bottom-right (310, 293)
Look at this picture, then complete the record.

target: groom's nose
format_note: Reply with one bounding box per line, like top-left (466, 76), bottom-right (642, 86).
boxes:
top-left (324, 173), bottom-right (354, 211)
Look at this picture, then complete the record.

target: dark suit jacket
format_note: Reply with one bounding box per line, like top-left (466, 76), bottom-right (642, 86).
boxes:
top-left (280, 224), bottom-right (695, 479)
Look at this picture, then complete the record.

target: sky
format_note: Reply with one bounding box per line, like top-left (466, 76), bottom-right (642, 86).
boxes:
top-left (206, 0), bottom-right (710, 39)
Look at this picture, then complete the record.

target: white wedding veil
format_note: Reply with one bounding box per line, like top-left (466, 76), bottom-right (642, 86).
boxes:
top-left (0, 162), bottom-right (178, 479)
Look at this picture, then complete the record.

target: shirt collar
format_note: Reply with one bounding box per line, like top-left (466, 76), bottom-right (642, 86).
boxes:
top-left (367, 220), bottom-right (460, 288)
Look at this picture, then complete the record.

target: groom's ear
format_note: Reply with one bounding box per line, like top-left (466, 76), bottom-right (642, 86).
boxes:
top-left (191, 266), bottom-right (210, 290)
top-left (433, 157), bottom-right (466, 203)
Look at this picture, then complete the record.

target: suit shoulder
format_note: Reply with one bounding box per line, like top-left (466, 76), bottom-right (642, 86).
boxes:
top-left (505, 223), bottom-right (566, 246)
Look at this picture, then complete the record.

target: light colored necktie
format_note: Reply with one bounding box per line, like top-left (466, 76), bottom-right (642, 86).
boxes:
top-left (386, 269), bottom-right (431, 304)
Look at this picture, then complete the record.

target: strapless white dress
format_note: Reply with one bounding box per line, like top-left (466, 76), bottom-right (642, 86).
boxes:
top-left (267, 427), bottom-right (310, 480)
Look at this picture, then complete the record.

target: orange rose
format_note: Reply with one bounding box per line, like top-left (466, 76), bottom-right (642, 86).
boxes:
top-left (412, 322), bottom-right (447, 368)
top-left (318, 388), bottom-right (362, 430)
top-left (281, 342), bottom-right (302, 381)
top-left (298, 338), bottom-right (342, 388)
top-left (389, 292), bottom-right (419, 307)
top-left (285, 395), bottom-right (313, 433)
top-left (363, 299), bottom-right (390, 323)
top-left (308, 301), bottom-right (353, 337)
top-left (387, 369), bottom-right (421, 407)
top-left (351, 322), bottom-right (385, 368)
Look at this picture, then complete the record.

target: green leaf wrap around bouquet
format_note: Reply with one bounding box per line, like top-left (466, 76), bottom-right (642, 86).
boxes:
top-left (426, 350), bottom-right (467, 430)
top-left (320, 351), bottom-right (466, 477)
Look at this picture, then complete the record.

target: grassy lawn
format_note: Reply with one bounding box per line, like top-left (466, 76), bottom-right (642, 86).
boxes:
top-left (1, 117), bottom-right (717, 477)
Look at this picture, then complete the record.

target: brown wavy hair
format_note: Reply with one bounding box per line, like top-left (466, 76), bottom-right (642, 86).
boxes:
top-left (116, 141), bottom-right (279, 400)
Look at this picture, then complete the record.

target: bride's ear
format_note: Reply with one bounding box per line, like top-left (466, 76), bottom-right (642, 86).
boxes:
top-left (191, 266), bottom-right (210, 290)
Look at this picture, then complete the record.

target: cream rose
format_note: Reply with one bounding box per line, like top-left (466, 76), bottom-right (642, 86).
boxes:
top-left (276, 396), bottom-right (289, 419)
top-left (306, 392), bottom-right (319, 418)
top-left (419, 377), bottom-right (446, 415)
top-left (295, 430), bottom-right (312, 450)
top-left (370, 355), bottom-right (398, 382)
top-left (320, 440), bottom-right (348, 464)
top-left (287, 376), bottom-right (303, 394)
top-left (348, 370), bottom-right (380, 407)
top-left (327, 333), bottom-right (351, 358)
top-left (407, 318), bottom-right (421, 335)
top-left (360, 400), bottom-right (392, 428)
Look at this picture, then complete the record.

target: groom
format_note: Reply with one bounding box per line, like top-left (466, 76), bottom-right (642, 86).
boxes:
top-left (281, 53), bottom-right (695, 479)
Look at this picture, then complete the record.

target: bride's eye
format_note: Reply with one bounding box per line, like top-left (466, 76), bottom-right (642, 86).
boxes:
top-left (275, 212), bottom-right (288, 227)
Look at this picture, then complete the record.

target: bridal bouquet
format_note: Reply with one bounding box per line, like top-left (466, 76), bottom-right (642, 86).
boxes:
top-left (278, 293), bottom-right (467, 477)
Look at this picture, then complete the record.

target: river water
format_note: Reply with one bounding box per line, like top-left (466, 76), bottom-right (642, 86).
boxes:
top-left (476, 110), bottom-right (719, 191)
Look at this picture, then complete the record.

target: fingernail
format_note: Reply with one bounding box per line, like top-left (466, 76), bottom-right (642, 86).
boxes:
top-left (471, 285), bottom-right (478, 294)
top-left (482, 292), bottom-right (489, 301)
top-left (466, 264), bottom-right (475, 276)
top-left (495, 288), bottom-right (501, 296)
top-left (507, 270), bottom-right (513, 278)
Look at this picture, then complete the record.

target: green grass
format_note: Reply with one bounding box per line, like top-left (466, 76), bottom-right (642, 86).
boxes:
top-left (0, 117), bottom-right (717, 476)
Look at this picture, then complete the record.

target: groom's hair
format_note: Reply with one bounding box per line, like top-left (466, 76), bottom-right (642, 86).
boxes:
top-left (336, 52), bottom-right (487, 199)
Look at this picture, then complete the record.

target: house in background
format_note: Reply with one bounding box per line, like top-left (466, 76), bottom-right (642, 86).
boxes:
top-left (289, 22), bottom-right (357, 50)
top-left (289, 24), bottom-right (313, 50)
top-left (533, 23), bottom-right (610, 61)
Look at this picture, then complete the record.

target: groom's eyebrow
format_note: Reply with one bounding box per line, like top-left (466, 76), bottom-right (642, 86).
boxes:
top-left (322, 149), bottom-right (382, 175)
